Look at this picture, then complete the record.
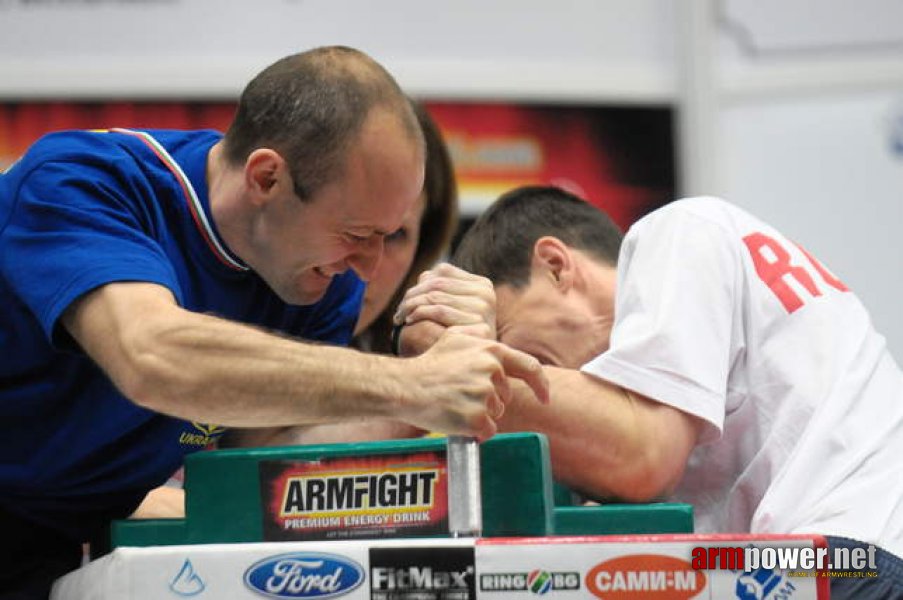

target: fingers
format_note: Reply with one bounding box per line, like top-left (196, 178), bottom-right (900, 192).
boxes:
top-left (404, 303), bottom-right (493, 336)
top-left (472, 412), bottom-right (498, 443)
top-left (493, 344), bottom-right (551, 405)
top-left (421, 262), bottom-right (484, 282)
top-left (404, 331), bottom-right (546, 442)
top-left (401, 289), bottom-right (491, 317)
top-left (404, 275), bottom-right (494, 305)
top-left (395, 264), bottom-right (495, 327)
top-left (489, 370), bottom-right (510, 416)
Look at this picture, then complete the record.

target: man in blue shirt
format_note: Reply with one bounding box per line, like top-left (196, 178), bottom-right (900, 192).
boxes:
top-left (0, 46), bottom-right (547, 598)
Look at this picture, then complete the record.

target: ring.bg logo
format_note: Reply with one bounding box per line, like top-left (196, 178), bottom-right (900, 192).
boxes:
top-left (480, 569), bottom-right (580, 594)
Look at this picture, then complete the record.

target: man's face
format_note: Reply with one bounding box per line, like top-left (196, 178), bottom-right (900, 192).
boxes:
top-left (355, 191), bottom-right (426, 335)
top-left (495, 266), bottom-right (615, 369)
top-left (253, 108), bottom-right (425, 306)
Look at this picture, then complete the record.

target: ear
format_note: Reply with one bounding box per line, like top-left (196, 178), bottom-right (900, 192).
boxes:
top-left (244, 149), bottom-right (287, 206)
top-left (531, 236), bottom-right (574, 291)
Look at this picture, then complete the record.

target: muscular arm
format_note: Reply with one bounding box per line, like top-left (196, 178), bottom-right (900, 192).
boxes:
top-left (394, 265), bottom-right (702, 501)
top-left (223, 421), bottom-right (425, 448)
top-left (62, 281), bottom-right (547, 438)
top-left (501, 367), bottom-right (703, 502)
top-left (399, 317), bottom-right (702, 501)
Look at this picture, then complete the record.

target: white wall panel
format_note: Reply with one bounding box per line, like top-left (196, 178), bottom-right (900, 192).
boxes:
top-left (0, 0), bottom-right (677, 102)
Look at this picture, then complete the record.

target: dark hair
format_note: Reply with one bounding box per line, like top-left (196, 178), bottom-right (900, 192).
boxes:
top-left (452, 185), bottom-right (623, 288)
top-left (222, 46), bottom-right (420, 200)
top-left (360, 100), bottom-right (459, 354)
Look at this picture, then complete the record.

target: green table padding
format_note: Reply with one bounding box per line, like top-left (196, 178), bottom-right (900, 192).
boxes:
top-left (111, 432), bottom-right (693, 547)
top-left (553, 502), bottom-right (694, 535)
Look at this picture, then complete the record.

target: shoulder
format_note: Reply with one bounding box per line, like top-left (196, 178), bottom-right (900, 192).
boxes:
top-left (11, 129), bottom-right (218, 172)
top-left (14, 130), bottom-right (121, 168)
top-left (7, 130), bottom-right (144, 188)
top-left (631, 197), bottom-right (747, 231)
top-left (615, 197), bottom-right (751, 284)
top-left (626, 197), bottom-right (763, 249)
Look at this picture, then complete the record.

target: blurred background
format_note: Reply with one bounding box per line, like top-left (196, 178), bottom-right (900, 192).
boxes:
top-left (1, 0), bottom-right (901, 361)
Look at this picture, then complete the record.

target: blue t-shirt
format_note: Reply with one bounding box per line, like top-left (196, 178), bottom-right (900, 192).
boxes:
top-left (0, 129), bottom-right (364, 541)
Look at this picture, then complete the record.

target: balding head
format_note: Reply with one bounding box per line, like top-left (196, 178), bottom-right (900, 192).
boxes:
top-left (223, 46), bottom-right (423, 201)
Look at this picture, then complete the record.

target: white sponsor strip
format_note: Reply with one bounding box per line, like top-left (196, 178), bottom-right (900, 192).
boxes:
top-left (51, 534), bottom-right (828, 599)
top-left (476, 534), bottom-right (826, 599)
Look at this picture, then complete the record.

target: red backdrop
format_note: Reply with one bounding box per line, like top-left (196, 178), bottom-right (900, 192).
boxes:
top-left (0, 101), bottom-right (674, 231)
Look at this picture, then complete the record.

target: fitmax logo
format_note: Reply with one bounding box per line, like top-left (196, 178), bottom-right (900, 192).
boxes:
top-left (480, 570), bottom-right (580, 594)
top-left (372, 565), bottom-right (474, 591)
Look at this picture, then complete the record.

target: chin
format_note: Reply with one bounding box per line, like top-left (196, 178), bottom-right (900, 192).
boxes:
top-left (275, 286), bottom-right (327, 307)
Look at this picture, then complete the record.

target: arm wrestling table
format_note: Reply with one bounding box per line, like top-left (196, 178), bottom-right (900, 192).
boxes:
top-left (51, 433), bottom-right (828, 599)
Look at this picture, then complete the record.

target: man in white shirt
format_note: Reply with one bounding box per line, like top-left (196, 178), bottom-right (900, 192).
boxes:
top-left (395, 186), bottom-right (903, 598)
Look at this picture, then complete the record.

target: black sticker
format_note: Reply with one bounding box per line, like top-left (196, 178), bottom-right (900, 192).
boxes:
top-left (369, 546), bottom-right (476, 600)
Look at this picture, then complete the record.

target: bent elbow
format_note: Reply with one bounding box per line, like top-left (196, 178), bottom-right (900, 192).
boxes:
top-left (589, 449), bottom-right (685, 504)
top-left (112, 350), bottom-right (165, 411)
top-left (111, 329), bottom-right (184, 413)
top-left (616, 467), bottom-right (676, 503)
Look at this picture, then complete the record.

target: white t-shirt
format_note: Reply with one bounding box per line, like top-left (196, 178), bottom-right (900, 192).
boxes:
top-left (581, 197), bottom-right (903, 557)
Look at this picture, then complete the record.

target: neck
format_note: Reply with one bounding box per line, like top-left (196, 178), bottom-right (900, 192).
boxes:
top-left (206, 141), bottom-right (250, 264)
top-left (569, 252), bottom-right (617, 351)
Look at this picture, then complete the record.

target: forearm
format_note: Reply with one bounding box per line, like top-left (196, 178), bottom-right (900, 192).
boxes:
top-left (124, 312), bottom-right (405, 426)
top-left (64, 282), bottom-right (408, 427)
top-left (499, 367), bottom-right (698, 502)
top-left (225, 421), bottom-right (426, 448)
top-left (66, 282), bottom-right (547, 438)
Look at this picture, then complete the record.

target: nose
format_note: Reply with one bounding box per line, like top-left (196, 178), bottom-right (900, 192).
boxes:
top-left (346, 235), bottom-right (385, 281)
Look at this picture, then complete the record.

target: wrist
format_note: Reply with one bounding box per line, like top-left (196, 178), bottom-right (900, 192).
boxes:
top-left (390, 322), bottom-right (404, 356)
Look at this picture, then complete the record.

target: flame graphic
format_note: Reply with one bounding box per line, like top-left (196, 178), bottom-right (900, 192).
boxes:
top-left (169, 559), bottom-right (206, 597)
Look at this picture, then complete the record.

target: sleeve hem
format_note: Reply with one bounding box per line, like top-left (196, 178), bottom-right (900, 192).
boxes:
top-left (43, 270), bottom-right (180, 348)
top-left (581, 353), bottom-right (724, 444)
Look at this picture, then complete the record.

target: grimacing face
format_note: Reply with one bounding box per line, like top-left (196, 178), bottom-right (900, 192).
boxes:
top-left (495, 274), bottom-right (614, 369)
top-left (249, 108), bottom-right (425, 306)
top-left (355, 192), bottom-right (427, 335)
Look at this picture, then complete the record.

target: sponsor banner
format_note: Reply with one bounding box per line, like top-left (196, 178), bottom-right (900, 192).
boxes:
top-left (259, 452), bottom-right (449, 542)
top-left (51, 535), bottom-right (826, 599)
top-left (50, 540), bottom-right (374, 599)
top-left (369, 546), bottom-right (476, 600)
top-left (60, 541), bottom-right (465, 599)
top-left (476, 536), bottom-right (823, 599)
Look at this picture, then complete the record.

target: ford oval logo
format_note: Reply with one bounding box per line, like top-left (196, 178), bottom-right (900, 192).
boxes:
top-left (244, 552), bottom-right (365, 599)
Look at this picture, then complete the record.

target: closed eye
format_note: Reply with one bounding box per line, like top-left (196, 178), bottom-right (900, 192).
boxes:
top-left (533, 353), bottom-right (555, 366)
top-left (345, 232), bottom-right (370, 244)
top-left (385, 227), bottom-right (408, 244)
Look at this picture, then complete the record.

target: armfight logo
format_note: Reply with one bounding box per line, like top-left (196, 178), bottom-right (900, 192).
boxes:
top-left (259, 451), bottom-right (449, 541)
top-left (369, 546), bottom-right (476, 600)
